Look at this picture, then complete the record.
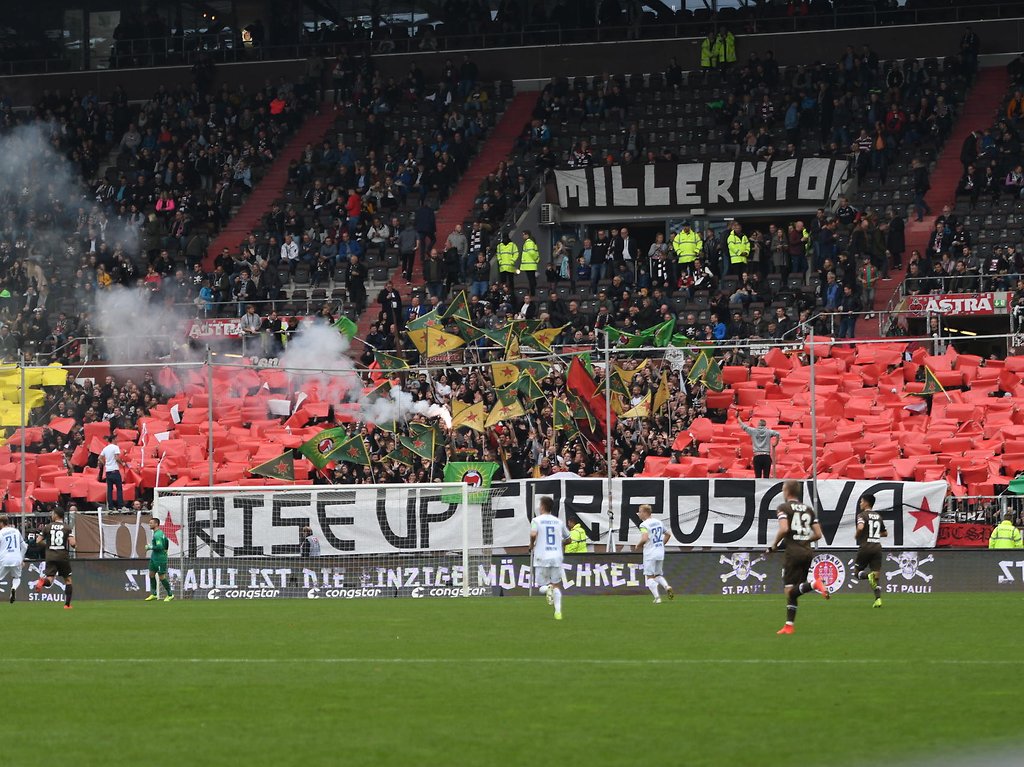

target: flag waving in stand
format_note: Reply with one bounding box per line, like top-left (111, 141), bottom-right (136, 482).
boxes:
top-left (916, 365), bottom-right (951, 400)
top-left (249, 450), bottom-right (295, 481)
top-left (297, 427), bottom-right (348, 469)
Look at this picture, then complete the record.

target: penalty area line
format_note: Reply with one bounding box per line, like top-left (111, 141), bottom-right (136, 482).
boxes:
top-left (4, 658), bottom-right (1024, 665)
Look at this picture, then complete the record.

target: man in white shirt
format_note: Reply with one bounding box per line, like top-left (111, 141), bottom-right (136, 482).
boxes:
top-left (99, 434), bottom-right (126, 510)
top-left (516, 293), bottom-right (536, 320)
top-left (634, 504), bottom-right (673, 603)
top-left (280, 234), bottom-right (300, 280)
top-left (0, 514), bottom-right (27, 603)
top-left (529, 496), bottom-right (570, 620)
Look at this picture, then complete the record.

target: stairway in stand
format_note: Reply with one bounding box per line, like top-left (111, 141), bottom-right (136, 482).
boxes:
top-left (202, 107), bottom-right (337, 271)
top-left (856, 66), bottom-right (1009, 338)
top-left (356, 91), bottom-right (538, 340)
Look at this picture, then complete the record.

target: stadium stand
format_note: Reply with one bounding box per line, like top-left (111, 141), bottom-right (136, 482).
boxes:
top-left (0, 71), bottom-right (318, 368)
top-left (0, 4), bottom-right (998, 75)
top-left (2, 14), bottom-right (1023, 531)
top-left (191, 56), bottom-right (517, 324)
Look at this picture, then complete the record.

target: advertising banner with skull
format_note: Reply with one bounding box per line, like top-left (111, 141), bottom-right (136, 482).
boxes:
top-left (491, 550), bottom-right (1024, 597)
top-left (6, 551), bottom-right (1021, 601)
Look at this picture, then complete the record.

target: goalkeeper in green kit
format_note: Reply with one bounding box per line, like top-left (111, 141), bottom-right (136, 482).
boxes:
top-left (145, 517), bottom-right (174, 602)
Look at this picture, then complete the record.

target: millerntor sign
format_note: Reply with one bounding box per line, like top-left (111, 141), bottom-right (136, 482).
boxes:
top-left (552, 158), bottom-right (850, 211)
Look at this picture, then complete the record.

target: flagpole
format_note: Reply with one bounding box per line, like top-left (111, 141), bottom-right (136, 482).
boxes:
top-left (19, 352), bottom-right (26, 534)
top-left (604, 328), bottom-right (615, 553)
top-left (807, 324), bottom-right (819, 510)
top-left (206, 346), bottom-right (215, 486)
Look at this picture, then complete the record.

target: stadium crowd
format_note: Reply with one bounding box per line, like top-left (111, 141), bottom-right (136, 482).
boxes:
top-left (3, 25), bottom-right (1023, 517)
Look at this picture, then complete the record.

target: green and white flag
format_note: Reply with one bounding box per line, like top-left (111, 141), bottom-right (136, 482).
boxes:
top-left (442, 461), bottom-right (499, 503)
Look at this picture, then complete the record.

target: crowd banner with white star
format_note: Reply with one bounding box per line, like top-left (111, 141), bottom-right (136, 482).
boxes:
top-left (138, 478), bottom-right (946, 557)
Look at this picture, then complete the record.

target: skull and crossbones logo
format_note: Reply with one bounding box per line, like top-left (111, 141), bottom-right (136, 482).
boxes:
top-left (885, 552), bottom-right (934, 582)
top-left (721, 552), bottom-right (767, 582)
top-left (27, 562), bottom-right (67, 591)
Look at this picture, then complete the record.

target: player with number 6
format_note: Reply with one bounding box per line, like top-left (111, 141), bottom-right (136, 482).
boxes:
top-left (767, 480), bottom-right (829, 635)
top-left (529, 496), bottom-right (570, 620)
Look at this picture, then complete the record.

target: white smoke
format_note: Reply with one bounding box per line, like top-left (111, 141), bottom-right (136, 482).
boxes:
top-left (93, 285), bottom-right (193, 364)
top-left (361, 386), bottom-right (452, 428)
top-left (0, 123), bottom-right (85, 304)
top-left (281, 320), bottom-right (451, 428)
top-left (278, 321), bottom-right (362, 393)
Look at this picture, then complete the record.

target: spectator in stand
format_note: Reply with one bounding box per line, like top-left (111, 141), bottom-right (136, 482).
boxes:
top-left (377, 282), bottom-right (404, 331)
top-left (344, 254), bottom-right (368, 313)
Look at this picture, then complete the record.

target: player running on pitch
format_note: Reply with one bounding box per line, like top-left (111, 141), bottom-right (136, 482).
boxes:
top-left (0, 514), bottom-right (27, 603)
top-left (768, 480), bottom-right (829, 635)
top-left (530, 496), bottom-right (570, 620)
top-left (634, 504), bottom-right (674, 603)
top-left (852, 493), bottom-right (887, 608)
top-left (145, 517), bottom-right (174, 602)
top-left (34, 508), bottom-right (75, 609)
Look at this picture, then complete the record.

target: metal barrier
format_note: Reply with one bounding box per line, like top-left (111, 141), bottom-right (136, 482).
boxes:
top-left (3, 3), bottom-right (1019, 75)
top-left (895, 273), bottom-right (1024, 295)
top-left (944, 495), bottom-right (1023, 525)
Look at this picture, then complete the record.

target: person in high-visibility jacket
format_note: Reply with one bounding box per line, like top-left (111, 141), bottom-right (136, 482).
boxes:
top-left (565, 516), bottom-right (588, 554)
top-left (711, 33), bottom-right (725, 68)
top-left (700, 31), bottom-right (715, 70)
top-left (519, 229), bottom-right (540, 295)
top-left (726, 221), bottom-right (750, 275)
top-left (672, 221), bottom-right (701, 289)
top-left (989, 513), bottom-right (1024, 549)
top-left (721, 29), bottom-right (736, 66)
top-left (496, 232), bottom-right (519, 291)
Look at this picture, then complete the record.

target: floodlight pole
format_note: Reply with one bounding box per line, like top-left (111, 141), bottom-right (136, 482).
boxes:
top-left (604, 328), bottom-right (615, 552)
top-left (807, 324), bottom-right (819, 511)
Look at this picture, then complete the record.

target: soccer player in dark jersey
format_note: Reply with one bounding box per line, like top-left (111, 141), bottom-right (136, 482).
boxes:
top-left (767, 480), bottom-right (829, 635)
top-left (34, 509), bottom-right (76, 609)
top-left (852, 493), bottom-right (887, 608)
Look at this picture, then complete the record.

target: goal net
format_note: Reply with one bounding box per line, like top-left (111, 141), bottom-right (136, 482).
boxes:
top-left (150, 483), bottom-right (505, 600)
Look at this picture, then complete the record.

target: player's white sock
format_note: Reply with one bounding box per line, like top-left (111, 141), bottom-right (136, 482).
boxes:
top-left (552, 588), bottom-right (562, 613)
top-left (537, 584), bottom-right (549, 594)
top-left (11, 578), bottom-right (19, 590)
top-left (656, 576), bottom-right (669, 590)
top-left (648, 580), bottom-right (660, 599)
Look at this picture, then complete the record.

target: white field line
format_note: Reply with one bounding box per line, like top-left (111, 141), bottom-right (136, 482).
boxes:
top-left (4, 658), bottom-right (1023, 665)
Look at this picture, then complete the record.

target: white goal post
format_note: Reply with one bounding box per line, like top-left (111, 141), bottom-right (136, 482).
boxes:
top-left (151, 483), bottom-right (504, 600)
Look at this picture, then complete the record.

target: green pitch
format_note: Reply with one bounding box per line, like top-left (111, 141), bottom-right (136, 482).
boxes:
top-left (4, 594), bottom-right (1022, 767)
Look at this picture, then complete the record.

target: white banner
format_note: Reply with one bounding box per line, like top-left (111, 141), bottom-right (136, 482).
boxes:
top-left (553, 158), bottom-right (850, 211)
top-left (155, 486), bottom-right (482, 557)
top-left (154, 479), bottom-right (946, 557)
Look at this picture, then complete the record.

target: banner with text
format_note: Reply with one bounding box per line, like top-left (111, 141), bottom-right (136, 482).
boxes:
top-left (900, 292), bottom-right (1009, 317)
top-left (490, 478), bottom-right (946, 551)
top-left (152, 479), bottom-right (946, 558)
top-left (552, 158), bottom-right (850, 211)
top-left (154, 486), bottom-right (488, 558)
top-left (492, 550), bottom-right (1024, 596)
top-left (5, 550), bottom-right (1024, 601)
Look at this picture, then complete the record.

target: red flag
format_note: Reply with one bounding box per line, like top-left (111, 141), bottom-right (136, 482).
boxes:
top-left (48, 417), bottom-right (76, 435)
top-left (762, 347), bottom-right (792, 371)
top-left (70, 444), bottom-right (90, 468)
top-left (566, 358), bottom-right (616, 434)
top-left (157, 367), bottom-right (182, 392)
